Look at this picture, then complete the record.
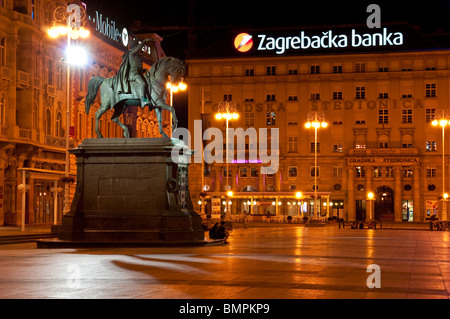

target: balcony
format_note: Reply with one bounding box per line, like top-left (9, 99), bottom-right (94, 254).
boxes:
top-left (349, 148), bottom-right (418, 157)
top-left (17, 70), bottom-right (30, 88)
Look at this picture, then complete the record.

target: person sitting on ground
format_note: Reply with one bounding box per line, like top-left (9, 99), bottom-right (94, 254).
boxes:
top-left (351, 221), bottom-right (357, 229)
top-left (215, 221), bottom-right (230, 243)
top-left (209, 222), bottom-right (219, 239)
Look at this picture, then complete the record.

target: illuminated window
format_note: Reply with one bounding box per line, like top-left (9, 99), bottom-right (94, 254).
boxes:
top-left (31, 0), bottom-right (36, 20)
top-left (386, 166), bottom-right (394, 178)
top-left (355, 166), bottom-right (365, 178)
top-left (426, 141), bottom-right (437, 152)
top-left (266, 112), bottom-right (276, 125)
top-left (332, 144), bottom-right (343, 153)
top-left (373, 167), bottom-right (383, 178)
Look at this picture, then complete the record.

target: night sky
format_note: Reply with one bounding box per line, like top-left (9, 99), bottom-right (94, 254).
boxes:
top-left (84, 0), bottom-right (450, 128)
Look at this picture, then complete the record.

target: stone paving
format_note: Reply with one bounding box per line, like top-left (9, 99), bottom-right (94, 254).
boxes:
top-left (0, 225), bottom-right (449, 299)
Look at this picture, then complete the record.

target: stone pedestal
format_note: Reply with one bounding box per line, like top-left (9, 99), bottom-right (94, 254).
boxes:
top-left (55, 138), bottom-right (204, 245)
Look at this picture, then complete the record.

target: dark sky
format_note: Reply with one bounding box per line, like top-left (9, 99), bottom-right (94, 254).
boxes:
top-left (84, 0), bottom-right (450, 128)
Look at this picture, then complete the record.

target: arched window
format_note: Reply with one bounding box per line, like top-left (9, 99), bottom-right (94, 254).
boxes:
top-left (56, 112), bottom-right (62, 137)
top-left (378, 135), bottom-right (389, 148)
top-left (0, 37), bottom-right (5, 66)
top-left (0, 94), bottom-right (6, 126)
top-left (402, 134), bottom-right (413, 148)
top-left (45, 109), bottom-right (52, 135)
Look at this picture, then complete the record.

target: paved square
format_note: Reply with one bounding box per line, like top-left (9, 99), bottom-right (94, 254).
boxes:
top-left (0, 225), bottom-right (449, 299)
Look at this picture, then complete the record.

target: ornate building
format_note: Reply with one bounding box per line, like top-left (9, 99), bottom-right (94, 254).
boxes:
top-left (186, 23), bottom-right (450, 223)
top-left (0, 0), bottom-right (168, 227)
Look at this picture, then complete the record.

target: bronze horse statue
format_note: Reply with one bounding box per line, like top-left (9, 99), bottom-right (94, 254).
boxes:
top-left (85, 56), bottom-right (186, 139)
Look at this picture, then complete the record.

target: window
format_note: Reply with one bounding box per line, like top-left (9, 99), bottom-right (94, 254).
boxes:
top-left (373, 167), bottom-right (383, 178)
top-left (266, 65), bottom-right (276, 75)
top-left (403, 166), bottom-right (413, 178)
top-left (333, 166), bottom-right (343, 178)
top-left (310, 142), bottom-right (320, 153)
top-left (378, 92), bottom-right (389, 99)
top-left (288, 95), bottom-right (298, 101)
top-left (288, 167), bottom-right (297, 178)
top-left (223, 94), bottom-right (232, 102)
top-left (333, 65), bottom-right (343, 73)
top-left (333, 91), bottom-right (343, 100)
top-left (56, 65), bottom-right (63, 90)
top-left (402, 109), bottom-right (413, 123)
top-left (386, 166), bottom-right (394, 178)
top-left (245, 67), bottom-right (254, 76)
top-left (310, 93), bottom-right (320, 100)
top-left (378, 109), bottom-right (389, 124)
top-left (31, 0), bottom-right (36, 19)
top-left (251, 168), bottom-right (259, 178)
top-left (266, 94), bottom-right (276, 101)
top-left (266, 112), bottom-right (276, 125)
top-left (426, 141), bottom-right (437, 152)
top-left (355, 166), bottom-right (366, 178)
top-left (46, 59), bottom-right (54, 85)
top-left (239, 167), bottom-right (248, 178)
top-left (288, 68), bottom-right (298, 75)
top-left (355, 86), bottom-right (365, 99)
top-left (332, 144), bottom-right (343, 153)
top-left (402, 93), bottom-right (413, 98)
top-left (355, 62), bottom-right (365, 73)
top-left (379, 67), bottom-right (389, 72)
top-left (310, 166), bottom-right (319, 177)
top-left (0, 94), bottom-right (5, 126)
top-left (0, 37), bottom-right (5, 66)
top-left (310, 65), bottom-right (320, 74)
top-left (427, 168), bottom-right (437, 178)
top-left (379, 142), bottom-right (388, 148)
top-left (426, 109), bottom-right (436, 122)
top-left (245, 112), bottom-right (254, 127)
top-left (403, 143), bottom-right (413, 148)
top-left (288, 136), bottom-right (298, 153)
top-left (426, 83), bottom-right (436, 97)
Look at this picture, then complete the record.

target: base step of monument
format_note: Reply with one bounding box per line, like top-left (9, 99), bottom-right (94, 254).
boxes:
top-left (36, 238), bottom-right (225, 249)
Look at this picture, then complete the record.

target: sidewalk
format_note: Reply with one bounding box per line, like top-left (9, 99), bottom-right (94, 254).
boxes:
top-left (0, 225), bottom-right (54, 237)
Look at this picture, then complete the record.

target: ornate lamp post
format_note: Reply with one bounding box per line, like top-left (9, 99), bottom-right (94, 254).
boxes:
top-left (305, 111), bottom-right (327, 220)
top-left (432, 109), bottom-right (450, 221)
top-left (48, 3), bottom-right (89, 215)
top-left (215, 101), bottom-right (239, 220)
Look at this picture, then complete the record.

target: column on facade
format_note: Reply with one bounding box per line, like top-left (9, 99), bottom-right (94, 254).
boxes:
top-left (214, 166), bottom-right (221, 192)
top-left (394, 167), bottom-right (403, 222)
top-left (347, 167), bottom-right (355, 221)
top-left (414, 167), bottom-right (421, 223)
top-left (258, 170), bottom-right (264, 192)
top-left (275, 168), bottom-right (281, 192)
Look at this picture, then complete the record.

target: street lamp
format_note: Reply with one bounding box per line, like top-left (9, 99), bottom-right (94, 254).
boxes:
top-left (305, 111), bottom-right (327, 220)
top-left (432, 109), bottom-right (450, 221)
top-left (295, 192), bottom-right (303, 217)
top-left (215, 101), bottom-right (239, 220)
top-left (47, 4), bottom-right (89, 216)
top-left (367, 192), bottom-right (374, 220)
top-left (166, 82), bottom-right (187, 137)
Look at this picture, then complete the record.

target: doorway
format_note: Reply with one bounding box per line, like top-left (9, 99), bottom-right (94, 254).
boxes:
top-left (375, 186), bottom-right (394, 220)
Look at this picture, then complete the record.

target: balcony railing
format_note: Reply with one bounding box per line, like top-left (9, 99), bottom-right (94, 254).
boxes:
top-left (349, 148), bottom-right (418, 157)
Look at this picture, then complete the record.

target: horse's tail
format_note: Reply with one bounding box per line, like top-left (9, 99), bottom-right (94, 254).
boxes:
top-left (85, 76), bottom-right (105, 115)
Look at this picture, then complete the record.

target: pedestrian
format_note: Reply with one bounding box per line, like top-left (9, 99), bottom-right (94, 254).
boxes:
top-left (215, 221), bottom-right (230, 243)
top-left (209, 222), bottom-right (219, 239)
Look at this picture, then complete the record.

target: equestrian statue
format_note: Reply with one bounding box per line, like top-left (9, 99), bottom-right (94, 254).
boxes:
top-left (85, 34), bottom-right (186, 139)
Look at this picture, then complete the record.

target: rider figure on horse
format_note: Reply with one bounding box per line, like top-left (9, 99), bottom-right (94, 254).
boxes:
top-left (113, 34), bottom-right (164, 109)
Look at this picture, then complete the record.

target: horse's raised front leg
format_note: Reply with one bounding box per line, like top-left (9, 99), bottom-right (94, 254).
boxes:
top-left (154, 108), bottom-right (170, 139)
top-left (156, 99), bottom-right (177, 132)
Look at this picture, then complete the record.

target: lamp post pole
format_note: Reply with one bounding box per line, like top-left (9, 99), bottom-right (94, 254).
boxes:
top-left (305, 111), bottom-right (327, 220)
top-left (432, 109), bottom-right (450, 221)
top-left (215, 101), bottom-right (239, 220)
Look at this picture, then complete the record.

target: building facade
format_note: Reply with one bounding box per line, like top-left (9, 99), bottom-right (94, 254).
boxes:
top-left (0, 0), bottom-right (167, 227)
top-left (186, 24), bottom-right (450, 223)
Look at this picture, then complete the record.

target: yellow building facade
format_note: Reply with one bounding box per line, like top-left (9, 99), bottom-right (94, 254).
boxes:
top-left (187, 24), bottom-right (450, 223)
top-left (0, 0), bottom-right (166, 227)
